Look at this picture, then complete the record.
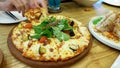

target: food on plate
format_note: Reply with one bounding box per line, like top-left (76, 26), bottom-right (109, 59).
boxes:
top-left (94, 11), bottom-right (120, 42)
top-left (11, 8), bottom-right (91, 61)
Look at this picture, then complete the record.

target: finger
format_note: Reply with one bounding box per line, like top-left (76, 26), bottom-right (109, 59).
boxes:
top-left (38, 0), bottom-right (48, 11)
top-left (12, 0), bottom-right (20, 12)
top-left (40, 0), bottom-right (47, 8)
top-left (34, 0), bottom-right (40, 8)
top-left (21, 0), bottom-right (29, 11)
top-left (18, 0), bottom-right (25, 14)
top-left (12, 0), bottom-right (23, 13)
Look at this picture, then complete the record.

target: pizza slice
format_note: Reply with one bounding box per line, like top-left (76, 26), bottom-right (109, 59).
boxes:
top-left (22, 38), bottom-right (60, 61)
top-left (24, 8), bottom-right (48, 25)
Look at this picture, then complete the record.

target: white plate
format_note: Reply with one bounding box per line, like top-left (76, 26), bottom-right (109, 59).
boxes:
top-left (0, 11), bottom-right (27, 24)
top-left (88, 16), bottom-right (120, 50)
top-left (103, 0), bottom-right (120, 6)
top-left (111, 54), bottom-right (120, 68)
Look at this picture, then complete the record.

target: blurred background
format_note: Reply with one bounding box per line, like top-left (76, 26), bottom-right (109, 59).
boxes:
top-left (0, 0), bottom-right (4, 1)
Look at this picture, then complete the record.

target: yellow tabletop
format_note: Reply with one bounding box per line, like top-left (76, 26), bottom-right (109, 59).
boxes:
top-left (0, 2), bottom-right (120, 68)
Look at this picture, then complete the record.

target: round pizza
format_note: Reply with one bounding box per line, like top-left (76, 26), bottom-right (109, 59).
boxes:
top-left (11, 8), bottom-right (91, 61)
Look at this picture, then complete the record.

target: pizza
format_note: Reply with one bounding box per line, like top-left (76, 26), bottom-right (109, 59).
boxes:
top-left (94, 11), bottom-right (120, 43)
top-left (11, 8), bottom-right (91, 61)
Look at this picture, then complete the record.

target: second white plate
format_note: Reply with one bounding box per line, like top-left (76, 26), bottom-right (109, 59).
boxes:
top-left (103, 0), bottom-right (120, 6)
top-left (88, 16), bottom-right (120, 50)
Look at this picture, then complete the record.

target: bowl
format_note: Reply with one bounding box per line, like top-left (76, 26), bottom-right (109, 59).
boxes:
top-left (73, 0), bottom-right (98, 7)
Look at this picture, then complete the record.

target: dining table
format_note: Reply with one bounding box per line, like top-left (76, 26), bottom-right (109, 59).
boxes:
top-left (0, 1), bottom-right (120, 68)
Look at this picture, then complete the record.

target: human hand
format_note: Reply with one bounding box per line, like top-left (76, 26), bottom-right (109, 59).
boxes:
top-left (1, 0), bottom-right (29, 13)
top-left (29, 0), bottom-right (48, 11)
top-left (1, 0), bottom-right (48, 13)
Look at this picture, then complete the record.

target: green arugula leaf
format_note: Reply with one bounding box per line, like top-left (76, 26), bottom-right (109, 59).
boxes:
top-left (30, 34), bottom-right (41, 39)
top-left (42, 29), bottom-right (52, 38)
top-left (50, 16), bottom-right (56, 23)
top-left (59, 19), bottom-right (72, 30)
top-left (52, 27), bottom-right (70, 41)
top-left (34, 29), bottom-right (42, 34)
top-left (30, 17), bottom-right (72, 41)
top-left (32, 21), bottom-right (48, 30)
top-left (57, 25), bottom-right (64, 30)
top-left (30, 29), bottom-right (52, 39)
top-left (93, 17), bottom-right (103, 25)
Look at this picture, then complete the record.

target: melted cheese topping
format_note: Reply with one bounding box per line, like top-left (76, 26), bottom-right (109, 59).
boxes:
top-left (42, 38), bottom-right (59, 61)
top-left (22, 41), bottom-right (40, 60)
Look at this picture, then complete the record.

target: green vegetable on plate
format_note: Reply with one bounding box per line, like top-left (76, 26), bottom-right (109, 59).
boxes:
top-left (93, 17), bottom-right (103, 25)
